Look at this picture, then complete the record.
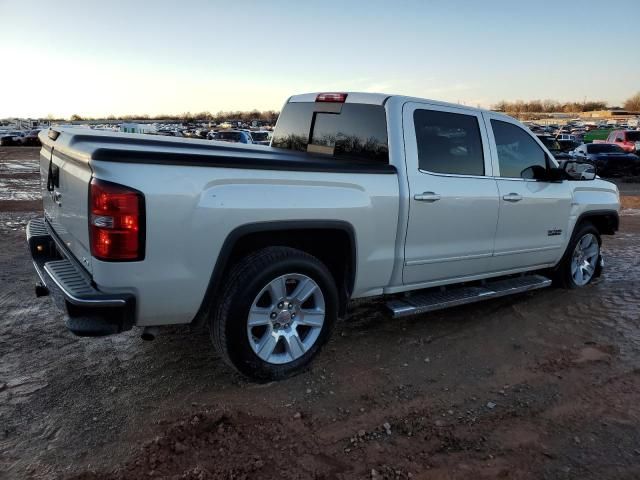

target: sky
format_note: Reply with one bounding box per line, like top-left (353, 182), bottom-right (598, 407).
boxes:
top-left (0, 0), bottom-right (638, 118)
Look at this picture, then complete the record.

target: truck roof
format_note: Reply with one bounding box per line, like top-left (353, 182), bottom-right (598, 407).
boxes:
top-left (287, 91), bottom-right (491, 115)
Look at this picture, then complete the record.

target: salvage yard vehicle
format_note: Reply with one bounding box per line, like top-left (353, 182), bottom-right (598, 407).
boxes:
top-left (0, 130), bottom-right (24, 146)
top-left (18, 129), bottom-right (42, 146)
top-left (593, 129), bottom-right (640, 153)
top-left (28, 92), bottom-right (620, 380)
top-left (249, 130), bottom-right (271, 145)
top-left (214, 129), bottom-right (254, 144)
top-left (570, 143), bottom-right (640, 177)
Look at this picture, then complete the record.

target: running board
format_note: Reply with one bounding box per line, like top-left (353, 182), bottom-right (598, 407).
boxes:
top-left (386, 275), bottom-right (552, 318)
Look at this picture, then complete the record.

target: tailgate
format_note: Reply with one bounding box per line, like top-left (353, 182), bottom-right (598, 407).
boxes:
top-left (40, 131), bottom-right (93, 272)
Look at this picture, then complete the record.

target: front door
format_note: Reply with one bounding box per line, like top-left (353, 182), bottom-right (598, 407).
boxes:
top-left (483, 112), bottom-right (573, 271)
top-left (402, 102), bottom-right (499, 286)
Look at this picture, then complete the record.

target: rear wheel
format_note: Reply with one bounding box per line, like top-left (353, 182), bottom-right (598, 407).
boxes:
top-left (554, 222), bottom-right (601, 288)
top-left (210, 246), bottom-right (338, 381)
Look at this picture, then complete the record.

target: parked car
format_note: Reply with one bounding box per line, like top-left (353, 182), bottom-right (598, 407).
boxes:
top-left (571, 143), bottom-right (640, 177)
top-left (555, 133), bottom-right (577, 142)
top-left (193, 129), bottom-right (209, 139)
top-left (249, 130), bottom-right (271, 145)
top-left (155, 130), bottom-right (183, 137)
top-left (214, 130), bottom-right (253, 144)
top-left (28, 91), bottom-right (619, 381)
top-left (0, 131), bottom-right (24, 146)
top-left (536, 134), bottom-right (572, 160)
top-left (593, 129), bottom-right (640, 153)
top-left (18, 129), bottom-right (42, 146)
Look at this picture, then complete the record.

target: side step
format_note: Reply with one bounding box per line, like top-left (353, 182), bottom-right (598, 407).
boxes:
top-left (386, 274), bottom-right (552, 318)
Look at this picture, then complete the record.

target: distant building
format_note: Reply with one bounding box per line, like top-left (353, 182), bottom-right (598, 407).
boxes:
top-left (120, 123), bottom-right (156, 134)
top-left (581, 109), bottom-right (640, 119)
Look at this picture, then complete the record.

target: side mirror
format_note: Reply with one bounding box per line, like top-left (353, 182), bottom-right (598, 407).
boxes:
top-left (521, 165), bottom-right (549, 181)
top-left (563, 160), bottom-right (597, 181)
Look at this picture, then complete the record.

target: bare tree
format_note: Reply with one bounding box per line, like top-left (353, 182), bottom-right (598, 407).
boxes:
top-left (624, 92), bottom-right (640, 112)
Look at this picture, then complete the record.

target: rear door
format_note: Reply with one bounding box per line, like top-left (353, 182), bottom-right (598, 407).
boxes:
top-left (483, 113), bottom-right (572, 271)
top-left (41, 137), bottom-right (94, 271)
top-left (402, 102), bottom-right (499, 285)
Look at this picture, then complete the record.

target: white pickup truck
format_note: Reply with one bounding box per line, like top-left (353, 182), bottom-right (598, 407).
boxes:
top-left (28, 92), bottom-right (620, 380)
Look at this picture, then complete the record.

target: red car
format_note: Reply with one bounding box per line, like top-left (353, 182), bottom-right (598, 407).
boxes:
top-left (594, 129), bottom-right (640, 153)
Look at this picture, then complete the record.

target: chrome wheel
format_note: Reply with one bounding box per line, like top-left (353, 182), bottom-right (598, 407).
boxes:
top-left (571, 233), bottom-right (599, 286)
top-left (247, 273), bottom-right (325, 364)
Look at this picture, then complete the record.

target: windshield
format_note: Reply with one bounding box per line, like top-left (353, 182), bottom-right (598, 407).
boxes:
top-left (587, 144), bottom-right (624, 153)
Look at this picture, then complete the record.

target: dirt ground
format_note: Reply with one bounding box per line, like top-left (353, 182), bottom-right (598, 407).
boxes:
top-left (1, 147), bottom-right (640, 480)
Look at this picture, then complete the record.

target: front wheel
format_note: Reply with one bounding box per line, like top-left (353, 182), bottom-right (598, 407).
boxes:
top-left (210, 246), bottom-right (338, 381)
top-left (554, 222), bottom-right (601, 288)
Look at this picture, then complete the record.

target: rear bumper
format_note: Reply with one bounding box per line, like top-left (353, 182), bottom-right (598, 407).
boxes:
top-left (27, 218), bottom-right (135, 336)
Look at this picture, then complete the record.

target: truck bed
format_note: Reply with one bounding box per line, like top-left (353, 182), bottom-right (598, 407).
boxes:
top-left (38, 128), bottom-right (401, 327)
top-left (44, 129), bottom-right (396, 174)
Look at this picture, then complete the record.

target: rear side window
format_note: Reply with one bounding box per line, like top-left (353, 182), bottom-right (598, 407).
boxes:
top-left (413, 109), bottom-right (485, 176)
top-left (271, 103), bottom-right (389, 163)
top-left (491, 120), bottom-right (547, 179)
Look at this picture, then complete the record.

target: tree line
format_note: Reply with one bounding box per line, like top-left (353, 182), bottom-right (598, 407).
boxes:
top-left (493, 92), bottom-right (640, 114)
top-left (65, 110), bottom-right (280, 124)
top-left (492, 99), bottom-right (608, 114)
top-left (58, 92), bottom-right (640, 122)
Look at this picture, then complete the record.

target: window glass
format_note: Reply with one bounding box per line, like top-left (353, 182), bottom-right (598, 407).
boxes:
top-left (271, 102), bottom-right (389, 163)
top-left (413, 109), bottom-right (485, 176)
top-left (491, 120), bottom-right (547, 178)
top-left (587, 143), bottom-right (623, 153)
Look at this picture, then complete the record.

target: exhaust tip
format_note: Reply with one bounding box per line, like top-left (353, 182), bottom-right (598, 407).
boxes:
top-left (141, 326), bottom-right (159, 341)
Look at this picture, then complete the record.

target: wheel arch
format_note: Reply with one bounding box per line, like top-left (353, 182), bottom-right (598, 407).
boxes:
top-left (192, 220), bottom-right (357, 326)
top-left (552, 209), bottom-right (617, 274)
top-left (574, 209), bottom-right (619, 236)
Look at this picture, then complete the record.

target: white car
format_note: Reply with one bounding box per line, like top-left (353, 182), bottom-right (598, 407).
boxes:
top-left (29, 92), bottom-right (619, 380)
top-left (249, 130), bottom-right (272, 145)
top-left (556, 133), bottom-right (577, 142)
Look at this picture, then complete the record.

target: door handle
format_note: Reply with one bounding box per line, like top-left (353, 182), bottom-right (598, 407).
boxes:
top-left (502, 193), bottom-right (523, 202)
top-left (414, 192), bottom-right (441, 202)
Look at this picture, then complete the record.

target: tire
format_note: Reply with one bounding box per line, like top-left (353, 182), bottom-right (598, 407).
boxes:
top-left (210, 246), bottom-right (338, 381)
top-left (553, 222), bottom-right (602, 289)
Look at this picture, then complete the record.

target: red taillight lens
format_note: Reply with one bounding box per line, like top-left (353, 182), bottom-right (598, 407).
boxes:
top-left (89, 178), bottom-right (144, 261)
top-left (316, 92), bottom-right (348, 103)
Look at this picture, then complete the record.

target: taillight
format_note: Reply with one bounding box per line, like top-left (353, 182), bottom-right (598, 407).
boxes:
top-left (316, 92), bottom-right (348, 103)
top-left (89, 178), bottom-right (144, 261)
